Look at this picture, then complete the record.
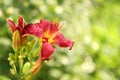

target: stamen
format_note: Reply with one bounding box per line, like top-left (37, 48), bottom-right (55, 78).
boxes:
top-left (59, 23), bottom-right (64, 29)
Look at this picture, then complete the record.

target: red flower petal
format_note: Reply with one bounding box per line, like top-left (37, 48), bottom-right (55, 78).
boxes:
top-left (40, 42), bottom-right (55, 60)
top-left (54, 32), bottom-right (74, 50)
top-left (39, 20), bottom-right (50, 32)
top-left (7, 19), bottom-right (17, 33)
top-left (17, 16), bottom-right (25, 34)
top-left (18, 16), bottom-right (24, 28)
top-left (24, 23), bottom-right (43, 37)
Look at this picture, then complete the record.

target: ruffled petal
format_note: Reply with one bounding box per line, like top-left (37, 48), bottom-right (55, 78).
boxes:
top-left (24, 23), bottom-right (43, 37)
top-left (7, 19), bottom-right (17, 33)
top-left (40, 42), bottom-right (55, 60)
top-left (54, 32), bottom-right (74, 50)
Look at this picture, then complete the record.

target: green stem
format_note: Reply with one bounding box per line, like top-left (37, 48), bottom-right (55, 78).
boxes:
top-left (19, 59), bottom-right (23, 75)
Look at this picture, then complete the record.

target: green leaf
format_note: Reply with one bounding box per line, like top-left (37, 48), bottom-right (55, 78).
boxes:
top-left (24, 40), bottom-right (36, 55)
top-left (25, 45), bottom-right (30, 54)
top-left (33, 38), bottom-right (42, 57)
top-left (27, 40), bottom-right (36, 50)
top-left (19, 47), bottom-right (26, 58)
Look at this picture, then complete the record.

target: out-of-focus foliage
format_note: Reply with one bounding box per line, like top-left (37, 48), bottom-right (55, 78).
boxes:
top-left (0, 0), bottom-right (120, 80)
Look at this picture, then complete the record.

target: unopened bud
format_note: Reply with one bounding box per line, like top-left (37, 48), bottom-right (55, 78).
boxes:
top-left (10, 69), bottom-right (15, 75)
top-left (32, 62), bottom-right (35, 65)
top-left (30, 57), bottom-right (44, 76)
top-left (22, 36), bottom-right (27, 46)
top-left (12, 30), bottom-right (21, 52)
top-left (18, 55), bottom-right (22, 59)
top-left (10, 61), bottom-right (14, 65)
top-left (22, 62), bottom-right (31, 74)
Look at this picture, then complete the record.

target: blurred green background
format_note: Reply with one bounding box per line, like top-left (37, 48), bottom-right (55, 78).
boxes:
top-left (0, 0), bottom-right (120, 80)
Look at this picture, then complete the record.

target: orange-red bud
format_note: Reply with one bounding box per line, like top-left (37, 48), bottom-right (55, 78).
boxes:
top-left (30, 57), bottom-right (44, 76)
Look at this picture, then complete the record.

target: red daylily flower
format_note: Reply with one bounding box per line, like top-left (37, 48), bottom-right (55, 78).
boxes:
top-left (39, 20), bottom-right (74, 50)
top-left (24, 19), bottom-right (74, 60)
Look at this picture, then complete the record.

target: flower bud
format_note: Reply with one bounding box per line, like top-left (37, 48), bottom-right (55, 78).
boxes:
top-left (10, 61), bottom-right (14, 65)
top-left (10, 69), bottom-right (16, 75)
top-left (12, 30), bottom-right (21, 52)
top-left (30, 57), bottom-right (44, 76)
top-left (22, 36), bottom-right (27, 46)
top-left (22, 62), bottom-right (31, 74)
